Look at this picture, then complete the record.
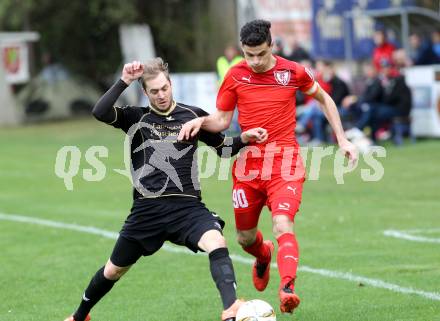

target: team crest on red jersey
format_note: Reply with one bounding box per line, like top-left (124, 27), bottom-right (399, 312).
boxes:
top-left (274, 70), bottom-right (291, 86)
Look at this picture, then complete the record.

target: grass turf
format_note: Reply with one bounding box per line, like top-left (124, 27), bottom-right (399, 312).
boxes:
top-left (0, 119), bottom-right (439, 321)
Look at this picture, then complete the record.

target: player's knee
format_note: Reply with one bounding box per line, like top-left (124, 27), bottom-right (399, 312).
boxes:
top-left (104, 261), bottom-right (130, 280)
top-left (206, 235), bottom-right (227, 251)
top-left (236, 230), bottom-right (256, 247)
top-left (216, 235), bottom-right (227, 248)
top-left (198, 229), bottom-right (226, 252)
top-left (236, 235), bottom-right (249, 247)
top-left (272, 215), bottom-right (294, 238)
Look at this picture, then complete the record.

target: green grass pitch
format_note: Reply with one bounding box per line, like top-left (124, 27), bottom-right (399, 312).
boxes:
top-left (1, 119), bottom-right (439, 321)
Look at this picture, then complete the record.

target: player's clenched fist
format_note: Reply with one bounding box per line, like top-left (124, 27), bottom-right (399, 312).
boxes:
top-left (121, 60), bottom-right (144, 85)
top-left (241, 127), bottom-right (268, 144)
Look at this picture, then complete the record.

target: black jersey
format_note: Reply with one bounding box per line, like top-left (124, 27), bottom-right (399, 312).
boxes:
top-left (92, 79), bottom-right (245, 200)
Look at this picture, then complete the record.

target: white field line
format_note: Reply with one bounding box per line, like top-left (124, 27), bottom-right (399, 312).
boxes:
top-left (1, 212), bottom-right (440, 302)
top-left (384, 229), bottom-right (440, 244)
top-left (407, 228), bottom-right (440, 234)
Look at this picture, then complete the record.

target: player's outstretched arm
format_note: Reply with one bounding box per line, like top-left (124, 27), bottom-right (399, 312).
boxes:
top-left (178, 110), bottom-right (234, 141)
top-left (201, 127), bottom-right (268, 158)
top-left (203, 110), bottom-right (234, 132)
top-left (313, 86), bottom-right (358, 166)
top-left (92, 61), bottom-right (144, 123)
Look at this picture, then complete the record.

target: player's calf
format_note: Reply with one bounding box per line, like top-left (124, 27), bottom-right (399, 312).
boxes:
top-left (72, 266), bottom-right (119, 321)
top-left (209, 247), bottom-right (238, 311)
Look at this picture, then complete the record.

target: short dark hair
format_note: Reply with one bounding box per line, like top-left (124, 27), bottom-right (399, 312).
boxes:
top-left (240, 19), bottom-right (272, 46)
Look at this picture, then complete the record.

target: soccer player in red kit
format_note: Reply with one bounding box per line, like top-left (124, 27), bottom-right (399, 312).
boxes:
top-left (179, 20), bottom-right (358, 314)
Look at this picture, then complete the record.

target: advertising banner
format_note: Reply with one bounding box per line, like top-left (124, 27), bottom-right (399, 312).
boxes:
top-left (1, 42), bottom-right (30, 84)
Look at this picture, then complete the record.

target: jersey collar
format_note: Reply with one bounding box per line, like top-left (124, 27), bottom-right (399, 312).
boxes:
top-left (149, 100), bottom-right (176, 116)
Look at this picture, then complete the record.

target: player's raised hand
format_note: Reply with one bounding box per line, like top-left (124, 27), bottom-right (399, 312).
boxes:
top-left (121, 61), bottom-right (144, 85)
top-left (178, 117), bottom-right (205, 141)
top-left (339, 138), bottom-right (359, 167)
top-left (241, 127), bottom-right (268, 144)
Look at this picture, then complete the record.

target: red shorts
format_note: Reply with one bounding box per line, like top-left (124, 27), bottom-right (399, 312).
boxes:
top-left (231, 153), bottom-right (305, 230)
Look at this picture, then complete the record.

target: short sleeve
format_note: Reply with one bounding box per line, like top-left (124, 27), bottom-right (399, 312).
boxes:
top-left (216, 70), bottom-right (237, 111)
top-left (296, 64), bottom-right (318, 96)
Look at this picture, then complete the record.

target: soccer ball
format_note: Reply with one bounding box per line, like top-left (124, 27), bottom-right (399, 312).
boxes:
top-left (236, 299), bottom-right (276, 321)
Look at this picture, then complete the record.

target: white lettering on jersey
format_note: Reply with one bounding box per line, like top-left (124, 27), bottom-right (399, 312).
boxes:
top-left (233, 189), bottom-right (249, 208)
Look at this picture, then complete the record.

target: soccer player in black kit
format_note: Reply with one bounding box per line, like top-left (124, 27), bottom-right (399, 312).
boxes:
top-left (63, 58), bottom-right (268, 321)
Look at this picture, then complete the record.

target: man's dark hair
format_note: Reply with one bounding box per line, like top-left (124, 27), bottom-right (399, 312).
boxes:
top-left (240, 19), bottom-right (272, 46)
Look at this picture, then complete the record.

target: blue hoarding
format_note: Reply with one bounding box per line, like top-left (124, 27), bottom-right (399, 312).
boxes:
top-left (312, 0), bottom-right (415, 59)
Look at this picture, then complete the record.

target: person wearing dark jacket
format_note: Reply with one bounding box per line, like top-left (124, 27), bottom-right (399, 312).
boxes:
top-left (409, 33), bottom-right (440, 66)
top-left (329, 75), bottom-right (350, 107)
top-left (341, 63), bottom-right (383, 129)
top-left (347, 59), bottom-right (411, 141)
top-left (285, 36), bottom-right (311, 62)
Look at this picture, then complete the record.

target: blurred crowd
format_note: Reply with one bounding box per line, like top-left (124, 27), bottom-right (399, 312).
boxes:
top-left (217, 29), bottom-right (440, 147)
top-left (279, 29), bottom-right (440, 146)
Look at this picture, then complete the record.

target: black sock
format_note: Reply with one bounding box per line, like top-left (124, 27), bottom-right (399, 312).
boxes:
top-left (73, 266), bottom-right (118, 321)
top-left (209, 247), bottom-right (237, 309)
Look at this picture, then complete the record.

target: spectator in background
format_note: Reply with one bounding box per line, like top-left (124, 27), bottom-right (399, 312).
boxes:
top-left (408, 33), bottom-right (439, 65)
top-left (392, 48), bottom-right (412, 69)
top-left (376, 60), bottom-right (412, 131)
top-left (341, 62), bottom-right (383, 130)
top-left (431, 30), bottom-right (440, 60)
top-left (216, 44), bottom-right (243, 85)
top-left (347, 59), bottom-right (411, 142)
top-left (272, 36), bottom-right (288, 59)
top-left (372, 29), bottom-right (396, 72)
top-left (296, 60), bottom-right (349, 145)
top-left (285, 35), bottom-right (311, 62)
top-left (321, 61), bottom-right (350, 108)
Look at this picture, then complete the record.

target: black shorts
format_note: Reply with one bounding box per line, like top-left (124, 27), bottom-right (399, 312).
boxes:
top-left (110, 196), bottom-right (225, 267)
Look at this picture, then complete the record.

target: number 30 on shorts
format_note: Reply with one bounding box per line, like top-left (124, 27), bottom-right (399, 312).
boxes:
top-left (232, 189), bottom-right (249, 208)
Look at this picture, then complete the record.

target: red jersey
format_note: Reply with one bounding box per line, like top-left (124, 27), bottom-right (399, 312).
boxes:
top-left (373, 42), bottom-right (396, 71)
top-left (217, 56), bottom-right (316, 154)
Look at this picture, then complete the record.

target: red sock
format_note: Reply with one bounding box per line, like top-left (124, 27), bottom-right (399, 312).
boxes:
top-left (277, 233), bottom-right (299, 289)
top-left (243, 230), bottom-right (271, 263)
